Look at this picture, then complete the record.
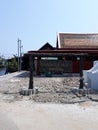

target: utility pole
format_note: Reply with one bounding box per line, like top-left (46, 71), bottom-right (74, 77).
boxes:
top-left (18, 39), bottom-right (23, 72)
top-left (19, 39), bottom-right (22, 71)
top-left (18, 39), bottom-right (20, 72)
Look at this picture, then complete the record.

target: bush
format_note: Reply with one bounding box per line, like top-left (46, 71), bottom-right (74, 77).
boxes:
top-left (7, 58), bottom-right (18, 73)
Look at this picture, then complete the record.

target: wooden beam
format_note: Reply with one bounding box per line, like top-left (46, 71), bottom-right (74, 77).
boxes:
top-left (79, 55), bottom-right (84, 89)
top-left (29, 55), bottom-right (34, 89)
top-left (25, 52), bottom-right (87, 57)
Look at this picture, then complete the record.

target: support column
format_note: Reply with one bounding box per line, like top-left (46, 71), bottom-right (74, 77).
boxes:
top-left (29, 55), bottom-right (34, 89)
top-left (37, 56), bottom-right (41, 75)
top-left (79, 55), bottom-right (84, 89)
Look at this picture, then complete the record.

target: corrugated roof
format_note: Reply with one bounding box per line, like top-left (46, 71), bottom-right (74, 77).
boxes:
top-left (57, 33), bottom-right (98, 48)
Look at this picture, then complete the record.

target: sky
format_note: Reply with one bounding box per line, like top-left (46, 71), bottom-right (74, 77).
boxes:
top-left (0, 0), bottom-right (98, 58)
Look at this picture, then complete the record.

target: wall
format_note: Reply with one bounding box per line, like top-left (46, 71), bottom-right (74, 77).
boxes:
top-left (39, 60), bottom-right (72, 74)
top-left (72, 60), bottom-right (93, 73)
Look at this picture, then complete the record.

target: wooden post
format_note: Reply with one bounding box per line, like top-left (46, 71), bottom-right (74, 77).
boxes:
top-left (79, 55), bottom-right (84, 89)
top-left (29, 55), bottom-right (34, 89)
top-left (37, 56), bottom-right (41, 75)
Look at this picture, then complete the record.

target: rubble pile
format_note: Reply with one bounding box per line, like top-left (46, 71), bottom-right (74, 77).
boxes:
top-left (0, 71), bottom-right (98, 103)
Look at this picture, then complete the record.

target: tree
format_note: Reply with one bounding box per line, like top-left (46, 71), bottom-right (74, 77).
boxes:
top-left (7, 57), bottom-right (18, 73)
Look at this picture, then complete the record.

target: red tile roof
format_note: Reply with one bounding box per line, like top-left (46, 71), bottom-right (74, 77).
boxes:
top-left (57, 33), bottom-right (98, 49)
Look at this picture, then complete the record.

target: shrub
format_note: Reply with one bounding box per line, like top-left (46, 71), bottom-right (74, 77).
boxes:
top-left (7, 58), bottom-right (18, 72)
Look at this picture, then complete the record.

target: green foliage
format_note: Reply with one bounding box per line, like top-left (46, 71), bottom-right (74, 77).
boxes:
top-left (7, 58), bottom-right (18, 72)
top-left (0, 56), bottom-right (5, 68)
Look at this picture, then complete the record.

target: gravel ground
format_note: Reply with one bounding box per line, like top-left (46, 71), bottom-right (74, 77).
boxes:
top-left (0, 71), bottom-right (97, 103)
top-left (1, 71), bottom-right (98, 130)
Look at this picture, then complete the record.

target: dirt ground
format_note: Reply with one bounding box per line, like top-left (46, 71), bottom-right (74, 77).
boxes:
top-left (0, 71), bottom-right (98, 130)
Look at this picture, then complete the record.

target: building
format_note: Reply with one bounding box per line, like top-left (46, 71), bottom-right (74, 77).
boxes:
top-left (23, 33), bottom-right (98, 75)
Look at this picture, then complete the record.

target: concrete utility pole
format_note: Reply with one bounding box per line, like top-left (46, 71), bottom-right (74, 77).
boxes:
top-left (18, 39), bottom-right (23, 72)
top-left (18, 39), bottom-right (20, 72)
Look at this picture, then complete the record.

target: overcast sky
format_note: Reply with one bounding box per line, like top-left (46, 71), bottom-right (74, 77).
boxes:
top-left (0, 0), bottom-right (98, 58)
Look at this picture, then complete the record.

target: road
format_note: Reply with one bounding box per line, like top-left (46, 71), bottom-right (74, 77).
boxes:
top-left (0, 101), bottom-right (98, 130)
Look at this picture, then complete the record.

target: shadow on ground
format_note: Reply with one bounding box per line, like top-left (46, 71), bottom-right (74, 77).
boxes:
top-left (14, 71), bottom-right (30, 78)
